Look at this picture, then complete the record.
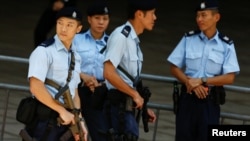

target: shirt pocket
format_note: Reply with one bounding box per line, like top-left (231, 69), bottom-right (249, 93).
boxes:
top-left (186, 53), bottom-right (202, 71)
top-left (125, 52), bottom-right (139, 77)
top-left (77, 47), bottom-right (93, 62)
top-left (129, 53), bottom-right (139, 66)
top-left (206, 51), bottom-right (224, 75)
top-left (52, 61), bottom-right (68, 81)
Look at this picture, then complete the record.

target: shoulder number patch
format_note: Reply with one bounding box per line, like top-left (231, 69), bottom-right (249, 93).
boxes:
top-left (185, 30), bottom-right (201, 37)
top-left (39, 38), bottom-right (55, 47)
top-left (219, 33), bottom-right (233, 45)
top-left (121, 26), bottom-right (131, 37)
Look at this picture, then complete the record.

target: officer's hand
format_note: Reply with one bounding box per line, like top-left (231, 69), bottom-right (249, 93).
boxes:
top-left (81, 121), bottom-right (88, 141)
top-left (147, 109), bottom-right (156, 123)
top-left (186, 76), bottom-right (201, 93)
top-left (74, 121), bottom-right (88, 141)
top-left (53, 1), bottom-right (64, 11)
top-left (133, 92), bottom-right (144, 109)
top-left (193, 85), bottom-right (208, 99)
top-left (59, 109), bottom-right (75, 125)
top-left (82, 75), bottom-right (99, 92)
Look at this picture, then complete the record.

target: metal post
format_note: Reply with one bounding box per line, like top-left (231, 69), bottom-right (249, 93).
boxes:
top-left (1, 89), bottom-right (10, 141)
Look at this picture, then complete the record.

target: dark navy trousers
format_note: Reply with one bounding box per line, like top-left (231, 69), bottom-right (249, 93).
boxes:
top-left (29, 120), bottom-right (74, 141)
top-left (106, 104), bottom-right (139, 138)
top-left (78, 86), bottom-right (109, 141)
top-left (175, 92), bottom-right (220, 141)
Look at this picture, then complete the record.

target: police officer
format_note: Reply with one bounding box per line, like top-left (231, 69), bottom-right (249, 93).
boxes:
top-left (74, 1), bottom-right (110, 141)
top-left (34, 0), bottom-right (77, 47)
top-left (167, 0), bottom-right (240, 141)
top-left (103, 0), bottom-right (157, 140)
top-left (27, 7), bottom-right (88, 141)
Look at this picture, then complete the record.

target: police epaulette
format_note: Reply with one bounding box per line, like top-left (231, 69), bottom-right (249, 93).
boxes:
top-left (185, 30), bottom-right (201, 37)
top-left (219, 33), bottom-right (233, 45)
top-left (104, 36), bottom-right (108, 43)
top-left (39, 38), bottom-right (55, 47)
top-left (99, 37), bottom-right (109, 54)
top-left (121, 25), bottom-right (131, 37)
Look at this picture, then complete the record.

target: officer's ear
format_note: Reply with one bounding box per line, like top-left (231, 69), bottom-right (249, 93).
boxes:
top-left (215, 13), bottom-right (220, 22)
top-left (136, 10), bottom-right (145, 19)
top-left (76, 24), bottom-right (83, 33)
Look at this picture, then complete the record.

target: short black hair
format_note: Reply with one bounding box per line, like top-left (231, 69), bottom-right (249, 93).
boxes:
top-left (127, 0), bottom-right (158, 19)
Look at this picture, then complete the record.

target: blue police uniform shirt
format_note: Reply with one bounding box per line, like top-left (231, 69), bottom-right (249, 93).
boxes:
top-left (73, 29), bottom-right (109, 81)
top-left (28, 35), bottom-right (81, 101)
top-left (104, 21), bottom-right (143, 90)
top-left (167, 30), bottom-right (240, 78)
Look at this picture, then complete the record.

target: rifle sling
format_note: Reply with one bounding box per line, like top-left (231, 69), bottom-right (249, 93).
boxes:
top-left (117, 65), bottom-right (135, 82)
top-left (44, 50), bottom-right (75, 97)
top-left (45, 78), bottom-right (61, 90)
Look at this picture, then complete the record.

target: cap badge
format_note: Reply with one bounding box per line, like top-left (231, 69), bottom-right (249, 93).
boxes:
top-left (189, 31), bottom-right (194, 34)
top-left (223, 36), bottom-right (229, 41)
top-left (200, 2), bottom-right (206, 9)
top-left (104, 7), bottom-right (108, 14)
top-left (72, 11), bottom-right (77, 18)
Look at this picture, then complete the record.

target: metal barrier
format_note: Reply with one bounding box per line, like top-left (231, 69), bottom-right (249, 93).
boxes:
top-left (1, 55), bottom-right (250, 141)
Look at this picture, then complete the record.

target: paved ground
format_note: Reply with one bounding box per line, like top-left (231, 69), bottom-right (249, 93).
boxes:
top-left (1, 0), bottom-right (250, 141)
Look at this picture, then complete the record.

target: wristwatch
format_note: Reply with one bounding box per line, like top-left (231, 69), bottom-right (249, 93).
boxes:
top-left (79, 118), bottom-right (85, 122)
top-left (201, 77), bottom-right (207, 85)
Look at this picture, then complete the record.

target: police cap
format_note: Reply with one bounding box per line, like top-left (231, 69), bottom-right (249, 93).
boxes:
top-left (87, 0), bottom-right (110, 16)
top-left (128, 0), bottom-right (158, 11)
top-left (56, 7), bottom-right (83, 23)
top-left (196, 0), bottom-right (219, 11)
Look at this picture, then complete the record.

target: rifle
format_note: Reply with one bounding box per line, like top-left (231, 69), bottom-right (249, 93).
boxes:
top-left (117, 66), bottom-right (152, 132)
top-left (56, 84), bottom-right (85, 141)
top-left (136, 80), bottom-right (151, 132)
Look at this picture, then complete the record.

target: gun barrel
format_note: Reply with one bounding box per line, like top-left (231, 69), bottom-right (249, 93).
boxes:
top-left (60, 86), bottom-right (85, 141)
top-left (142, 108), bottom-right (149, 132)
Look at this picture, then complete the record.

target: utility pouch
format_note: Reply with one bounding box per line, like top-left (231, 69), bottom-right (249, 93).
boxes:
top-left (210, 86), bottom-right (226, 105)
top-left (16, 96), bottom-right (38, 124)
top-left (92, 84), bottom-right (108, 110)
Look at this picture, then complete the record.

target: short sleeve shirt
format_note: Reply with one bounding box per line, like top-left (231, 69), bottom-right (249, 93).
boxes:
top-left (167, 31), bottom-right (240, 78)
top-left (28, 35), bottom-right (81, 100)
top-left (104, 21), bottom-right (143, 89)
top-left (73, 29), bottom-right (109, 80)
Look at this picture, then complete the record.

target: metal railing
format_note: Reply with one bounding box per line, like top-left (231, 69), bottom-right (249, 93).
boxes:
top-left (1, 82), bottom-right (250, 141)
top-left (1, 55), bottom-right (250, 141)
